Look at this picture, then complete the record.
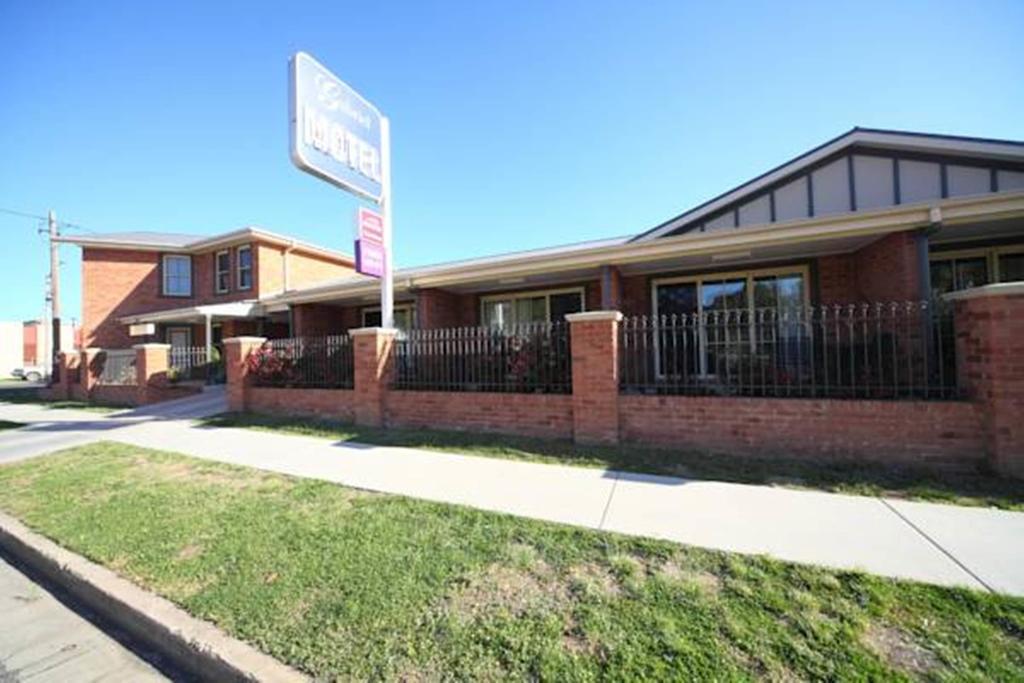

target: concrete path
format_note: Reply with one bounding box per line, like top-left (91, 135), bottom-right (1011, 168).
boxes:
top-left (1, 394), bottom-right (1023, 596)
top-left (0, 556), bottom-right (167, 682)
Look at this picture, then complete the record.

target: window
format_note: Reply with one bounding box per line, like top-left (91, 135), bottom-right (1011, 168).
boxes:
top-left (215, 250), bottom-right (230, 293)
top-left (362, 305), bottom-right (414, 331)
top-left (653, 267), bottom-right (807, 376)
top-left (929, 244), bottom-right (1024, 296)
top-left (237, 245), bottom-right (253, 290)
top-left (481, 288), bottom-right (584, 328)
top-left (162, 255), bottom-right (192, 296)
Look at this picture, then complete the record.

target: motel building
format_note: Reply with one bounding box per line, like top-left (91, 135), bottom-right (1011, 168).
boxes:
top-left (56, 128), bottom-right (1024, 477)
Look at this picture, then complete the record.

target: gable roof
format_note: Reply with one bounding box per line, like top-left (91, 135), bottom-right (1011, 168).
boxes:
top-left (632, 127), bottom-right (1024, 242)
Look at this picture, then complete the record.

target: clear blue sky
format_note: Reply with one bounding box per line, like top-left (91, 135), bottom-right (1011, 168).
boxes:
top-left (1, 0), bottom-right (1022, 323)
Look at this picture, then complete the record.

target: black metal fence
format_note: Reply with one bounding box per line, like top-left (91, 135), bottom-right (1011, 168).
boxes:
top-left (94, 349), bottom-right (136, 386)
top-left (620, 302), bottom-right (959, 400)
top-left (168, 346), bottom-right (223, 383)
top-left (249, 335), bottom-right (354, 389)
top-left (393, 322), bottom-right (571, 394)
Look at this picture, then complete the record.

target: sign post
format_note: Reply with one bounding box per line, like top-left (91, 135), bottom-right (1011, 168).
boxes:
top-left (289, 51), bottom-right (394, 328)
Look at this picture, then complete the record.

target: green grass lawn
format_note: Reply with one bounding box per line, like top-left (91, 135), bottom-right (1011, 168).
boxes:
top-left (0, 386), bottom-right (126, 413)
top-left (1, 441), bottom-right (1021, 680)
top-left (201, 412), bottom-right (1024, 512)
top-left (0, 420), bottom-right (25, 431)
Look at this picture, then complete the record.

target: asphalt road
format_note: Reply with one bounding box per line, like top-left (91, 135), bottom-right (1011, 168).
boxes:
top-left (0, 556), bottom-right (168, 682)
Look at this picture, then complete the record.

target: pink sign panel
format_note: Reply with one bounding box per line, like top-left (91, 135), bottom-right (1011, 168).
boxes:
top-left (355, 207), bottom-right (386, 278)
top-left (358, 207), bottom-right (384, 244)
top-left (355, 239), bottom-right (385, 278)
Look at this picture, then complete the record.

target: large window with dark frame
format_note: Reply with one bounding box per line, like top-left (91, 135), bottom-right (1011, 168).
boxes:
top-left (929, 244), bottom-right (1024, 297)
top-left (481, 288), bottom-right (584, 329)
top-left (361, 305), bottom-right (415, 331)
top-left (652, 268), bottom-right (807, 377)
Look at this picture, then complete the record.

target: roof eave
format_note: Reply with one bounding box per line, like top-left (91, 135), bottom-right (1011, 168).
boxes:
top-left (269, 190), bottom-right (1024, 306)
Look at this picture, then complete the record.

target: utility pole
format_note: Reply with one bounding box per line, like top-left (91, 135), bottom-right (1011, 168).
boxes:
top-left (48, 210), bottom-right (61, 381)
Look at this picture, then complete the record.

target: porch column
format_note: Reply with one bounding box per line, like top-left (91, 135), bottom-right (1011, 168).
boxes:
top-left (204, 314), bottom-right (213, 362)
top-left (950, 283), bottom-right (1024, 479)
top-left (351, 327), bottom-right (396, 428)
top-left (600, 265), bottom-right (622, 310)
top-left (567, 311), bottom-right (622, 445)
top-left (223, 337), bottom-right (266, 413)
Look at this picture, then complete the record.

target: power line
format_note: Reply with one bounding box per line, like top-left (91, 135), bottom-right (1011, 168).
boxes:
top-left (0, 206), bottom-right (97, 233)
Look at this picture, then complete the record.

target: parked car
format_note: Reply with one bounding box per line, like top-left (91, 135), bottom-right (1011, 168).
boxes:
top-left (11, 365), bottom-right (46, 382)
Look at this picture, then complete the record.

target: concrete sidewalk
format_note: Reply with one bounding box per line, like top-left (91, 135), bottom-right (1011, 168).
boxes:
top-left (2, 398), bottom-right (1023, 596)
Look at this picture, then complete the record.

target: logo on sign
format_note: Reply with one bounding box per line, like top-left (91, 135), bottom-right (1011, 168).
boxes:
top-left (289, 52), bottom-right (384, 201)
top-left (355, 207), bottom-right (385, 278)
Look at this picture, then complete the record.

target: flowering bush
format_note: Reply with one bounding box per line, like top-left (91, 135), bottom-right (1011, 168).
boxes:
top-left (246, 343), bottom-right (297, 385)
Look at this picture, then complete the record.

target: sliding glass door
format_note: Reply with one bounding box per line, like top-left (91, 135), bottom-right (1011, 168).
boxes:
top-left (653, 268), bottom-right (807, 380)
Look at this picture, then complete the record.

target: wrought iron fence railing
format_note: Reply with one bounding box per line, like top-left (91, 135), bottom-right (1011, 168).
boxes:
top-left (393, 322), bottom-right (571, 394)
top-left (620, 302), bottom-right (960, 400)
top-left (248, 335), bottom-right (354, 389)
top-left (94, 349), bottom-right (137, 386)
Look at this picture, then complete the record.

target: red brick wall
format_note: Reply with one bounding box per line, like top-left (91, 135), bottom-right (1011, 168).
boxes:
top-left (248, 387), bottom-right (355, 422)
top-left (855, 232), bottom-right (921, 302)
top-left (291, 303), bottom-right (355, 336)
top-left (82, 241), bottom-right (353, 348)
top-left (954, 289), bottom-right (1024, 478)
top-left (817, 254), bottom-right (859, 304)
top-left (385, 391), bottom-right (574, 439)
top-left (417, 289), bottom-right (476, 329)
top-left (620, 275), bottom-right (650, 317)
top-left (620, 395), bottom-right (984, 469)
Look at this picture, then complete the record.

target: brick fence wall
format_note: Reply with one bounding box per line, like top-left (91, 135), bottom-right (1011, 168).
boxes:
top-left (386, 391), bottom-right (573, 439)
top-left (48, 344), bottom-right (200, 407)
top-left (619, 395), bottom-right (984, 468)
top-left (224, 284), bottom-right (1024, 478)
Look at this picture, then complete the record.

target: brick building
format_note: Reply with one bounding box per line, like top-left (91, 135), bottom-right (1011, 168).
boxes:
top-left (57, 127), bottom-right (1024, 474)
top-left (61, 129), bottom-right (1024, 352)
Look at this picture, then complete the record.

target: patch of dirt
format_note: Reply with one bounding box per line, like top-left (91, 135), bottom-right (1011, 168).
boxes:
top-left (568, 563), bottom-right (621, 599)
top-left (862, 624), bottom-right (940, 676)
top-left (175, 543), bottom-right (203, 561)
top-left (127, 456), bottom-right (275, 491)
top-left (655, 560), bottom-right (722, 596)
top-left (447, 561), bottom-right (568, 622)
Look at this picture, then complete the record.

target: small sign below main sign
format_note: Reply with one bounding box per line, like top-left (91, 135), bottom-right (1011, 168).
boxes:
top-left (355, 207), bottom-right (386, 278)
top-left (289, 52), bottom-right (384, 202)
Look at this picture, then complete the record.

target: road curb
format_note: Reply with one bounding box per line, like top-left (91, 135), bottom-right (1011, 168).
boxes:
top-left (0, 511), bottom-right (308, 682)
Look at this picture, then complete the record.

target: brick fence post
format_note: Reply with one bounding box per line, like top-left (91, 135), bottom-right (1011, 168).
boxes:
top-left (567, 311), bottom-right (622, 445)
top-left (223, 337), bottom-right (266, 413)
top-left (351, 327), bottom-right (396, 428)
top-left (134, 343), bottom-right (170, 405)
top-left (949, 283), bottom-right (1024, 479)
top-left (80, 347), bottom-right (101, 397)
top-left (50, 352), bottom-right (75, 400)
